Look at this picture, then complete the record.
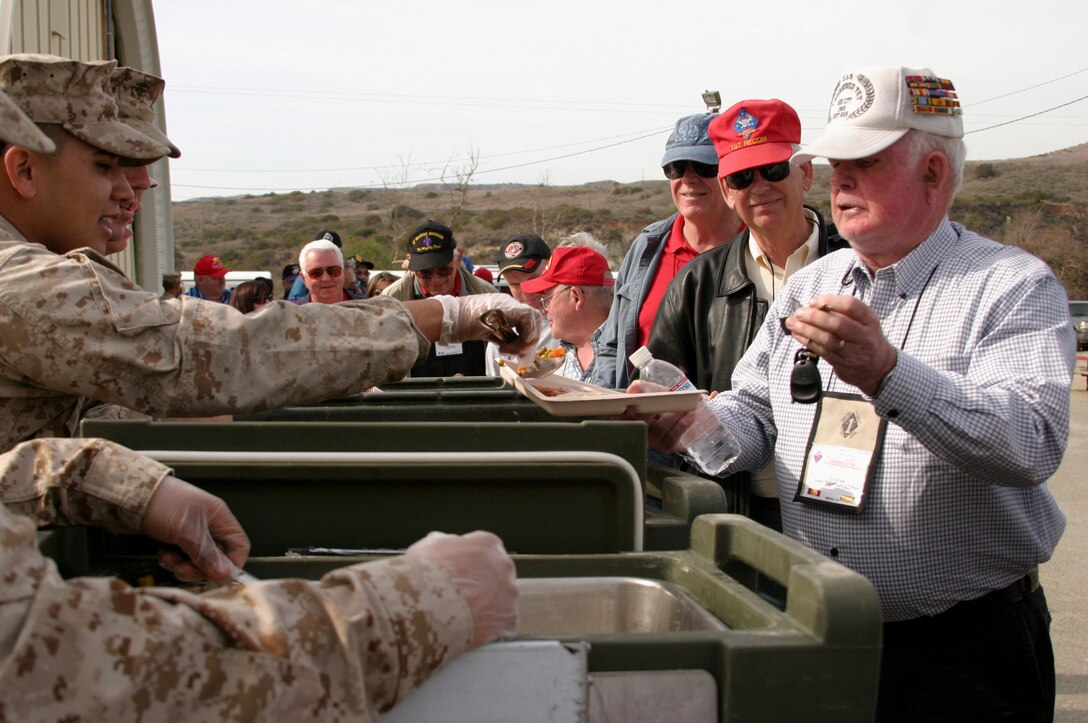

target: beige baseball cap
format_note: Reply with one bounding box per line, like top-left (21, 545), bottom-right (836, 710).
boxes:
top-left (793, 66), bottom-right (964, 163)
top-left (0, 54), bottom-right (170, 161)
top-left (0, 89), bottom-right (54, 153)
top-left (111, 66), bottom-right (181, 159)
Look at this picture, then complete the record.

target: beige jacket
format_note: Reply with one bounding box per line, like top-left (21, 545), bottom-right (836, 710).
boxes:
top-left (0, 218), bottom-right (430, 452)
top-left (0, 437), bottom-right (473, 721)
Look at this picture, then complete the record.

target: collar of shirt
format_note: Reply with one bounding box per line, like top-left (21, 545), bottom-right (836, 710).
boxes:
top-left (744, 207), bottom-right (821, 303)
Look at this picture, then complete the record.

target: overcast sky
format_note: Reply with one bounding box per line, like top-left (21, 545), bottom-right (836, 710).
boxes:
top-left (153, 0), bottom-right (1088, 202)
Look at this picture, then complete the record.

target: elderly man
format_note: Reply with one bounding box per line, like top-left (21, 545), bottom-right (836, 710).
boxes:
top-left (185, 254), bottom-right (232, 303)
top-left (0, 54), bottom-right (543, 451)
top-left (298, 238), bottom-right (353, 304)
top-left (594, 111), bottom-right (743, 389)
top-left (648, 99), bottom-right (848, 529)
top-left (484, 232), bottom-right (553, 375)
top-left (522, 246), bottom-right (614, 381)
top-left (639, 66), bottom-right (1072, 720)
top-left (383, 219), bottom-right (498, 377)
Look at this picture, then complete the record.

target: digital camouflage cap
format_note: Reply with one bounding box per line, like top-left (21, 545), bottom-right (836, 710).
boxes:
top-left (0, 89), bottom-right (53, 153)
top-left (0, 54), bottom-right (169, 161)
top-left (110, 66), bottom-right (181, 159)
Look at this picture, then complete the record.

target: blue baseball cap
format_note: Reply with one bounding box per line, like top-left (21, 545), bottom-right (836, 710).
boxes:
top-left (660, 112), bottom-right (719, 167)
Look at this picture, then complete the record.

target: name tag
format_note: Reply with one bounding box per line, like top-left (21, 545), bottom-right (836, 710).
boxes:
top-left (435, 342), bottom-right (464, 357)
top-left (795, 393), bottom-right (887, 513)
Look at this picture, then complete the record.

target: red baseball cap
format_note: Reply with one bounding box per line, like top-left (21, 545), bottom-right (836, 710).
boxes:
top-left (521, 246), bottom-right (614, 294)
top-left (193, 255), bottom-right (229, 278)
top-left (709, 99), bottom-right (802, 179)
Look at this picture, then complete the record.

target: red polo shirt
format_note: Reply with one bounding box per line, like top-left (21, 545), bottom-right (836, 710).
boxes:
top-left (636, 215), bottom-right (700, 348)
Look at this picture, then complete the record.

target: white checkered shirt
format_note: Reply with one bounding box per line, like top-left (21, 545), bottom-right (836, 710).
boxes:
top-left (711, 218), bottom-right (1074, 621)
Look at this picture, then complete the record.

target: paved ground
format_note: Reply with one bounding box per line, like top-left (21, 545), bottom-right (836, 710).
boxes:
top-left (1049, 379), bottom-right (1087, 721)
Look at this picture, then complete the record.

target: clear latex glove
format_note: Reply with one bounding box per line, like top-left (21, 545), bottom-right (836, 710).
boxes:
top-left (434, 293), bottom-right (545, 362)
top-left (141, 476), bottom-right (251, 583)
top-left (406, 530), bottom-right (518, 647)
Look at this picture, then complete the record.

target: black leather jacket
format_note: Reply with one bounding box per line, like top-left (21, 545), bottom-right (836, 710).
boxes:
top-left (648, 207), bottom-right (848, 392)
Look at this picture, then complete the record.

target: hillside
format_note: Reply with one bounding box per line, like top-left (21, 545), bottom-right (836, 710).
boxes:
top-left (172, 144), bottom-right (1088, 297)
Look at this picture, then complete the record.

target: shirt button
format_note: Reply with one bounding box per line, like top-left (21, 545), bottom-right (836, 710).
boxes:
top-left (829, 548), bottom-right (839, 558)
top-left (887, 409), bottom-right (899, 418)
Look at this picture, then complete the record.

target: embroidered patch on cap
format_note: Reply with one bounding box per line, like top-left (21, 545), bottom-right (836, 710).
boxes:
top-left (503, 241), bottom-right (524, 259)
top-left (733, 109), bottom-right (760, 137)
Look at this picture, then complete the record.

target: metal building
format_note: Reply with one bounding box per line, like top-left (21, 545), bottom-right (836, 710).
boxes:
top-left (0, 0), bottom-right (174, 291)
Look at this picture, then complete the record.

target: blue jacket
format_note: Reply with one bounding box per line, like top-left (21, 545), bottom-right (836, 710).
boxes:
top-left (592, 213), bottom-right (677, 389)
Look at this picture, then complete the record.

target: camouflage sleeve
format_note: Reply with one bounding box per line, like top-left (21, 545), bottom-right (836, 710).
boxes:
top-left (0, 522), bottom-right (473, 721)
top-left (0, 437), bottom-right (168, 532)
top-left (0, 242), bottom-right (431, 420)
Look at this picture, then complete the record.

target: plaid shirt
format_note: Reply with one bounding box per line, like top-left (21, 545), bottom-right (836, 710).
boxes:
top-left (712, 218), bottom-right (1074, 621)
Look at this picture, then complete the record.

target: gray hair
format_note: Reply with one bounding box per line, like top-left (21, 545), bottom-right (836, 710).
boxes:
top-left (903, 129), bottom-right (967, 195)
top-left (556, 231), bottom-right (607, 255)
top-left (299, 239), bottom-right (344, 272)
top-left (579, 283), bottom-right (615, 312)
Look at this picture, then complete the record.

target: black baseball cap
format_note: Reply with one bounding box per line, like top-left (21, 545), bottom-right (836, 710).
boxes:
top-left (313, 229), bottom-right (342, 248)
top-left (497, 232), bottom-right (551, 278)
top-left (282, 263), bottom-right (301, 279)
top-left (407, 220), bottom-right (456, 271)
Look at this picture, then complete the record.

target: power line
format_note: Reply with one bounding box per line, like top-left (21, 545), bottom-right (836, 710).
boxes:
top-left (968, 67), bottom-right (1088, 107)
top-left (176, 126), bottom-right (673, 174)
top-left (966, 94), bottom-right (1088, 134)
top-left (172, 127), bottom-right (670, 193)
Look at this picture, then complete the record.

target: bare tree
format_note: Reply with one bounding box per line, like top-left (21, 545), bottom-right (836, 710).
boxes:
top-left (532, 170), bottom-right (563, 240)
top-left (436, 144), bottom-right (479, 228)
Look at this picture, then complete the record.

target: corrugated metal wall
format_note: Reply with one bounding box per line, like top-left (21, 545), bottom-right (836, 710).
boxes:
top-left (8, 0), bottom-right (106, 62)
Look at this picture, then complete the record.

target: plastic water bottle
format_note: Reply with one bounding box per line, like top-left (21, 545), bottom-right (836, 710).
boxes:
top-left (629, 346), bottom-right (738, 476)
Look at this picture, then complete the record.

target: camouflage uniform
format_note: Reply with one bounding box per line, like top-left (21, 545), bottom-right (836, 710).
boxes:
top-left (0, 220), bottom-right (430, 451)
top-left (0, 437), bottom-right (473, 720)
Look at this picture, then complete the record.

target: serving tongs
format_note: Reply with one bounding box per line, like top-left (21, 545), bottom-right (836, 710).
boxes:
top-left (479, 309), bottom-right (562, 379)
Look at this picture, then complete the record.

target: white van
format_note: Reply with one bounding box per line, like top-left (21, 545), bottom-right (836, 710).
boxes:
top-left (179, 271), bottom-right (272, 294)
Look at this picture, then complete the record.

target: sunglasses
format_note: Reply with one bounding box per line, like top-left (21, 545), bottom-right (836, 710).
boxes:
top-left (417, 266), bottom-right (456, 280)
top-left (662, 160), bottom-right (718, 180)
top-left (306, 265), bottom-right (343, 280)
top-left (724, 161), bottom-right (791, 190)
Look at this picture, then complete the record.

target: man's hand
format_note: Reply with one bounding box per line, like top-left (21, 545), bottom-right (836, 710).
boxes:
top-left (141, 476), bottom-right (251, 583)
top-left (620, 380), bottom-right (700, 455)
top-left (783, 294), bottom-right (897, 395)
top-left (406, 530), bottom-right (518, 647)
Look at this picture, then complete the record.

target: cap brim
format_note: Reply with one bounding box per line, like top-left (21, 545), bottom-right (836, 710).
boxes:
top-left (125, 118), bottom-right (181, 159)
top-left (0, 92), bottom-right (55, 154)
top-left (792, 126), bottom-right (909, 164)
top-left (661, 145), bottom-right (719, 167)
top-left (65, 120), bottom-right (172, 161)
top-left (408, 250), bottom-right (454, 271)
top-left (520, 275), bottom-right (559, 294)
top-left (718, 142), bottom-right (795, 178)
top-left (497, 257), bottom-right (545, 278)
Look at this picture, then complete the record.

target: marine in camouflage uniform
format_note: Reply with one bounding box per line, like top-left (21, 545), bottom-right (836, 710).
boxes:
top-left (0, 55), bottom-right (430, 451)
top-left (0, 437), bottom-right (474, 720)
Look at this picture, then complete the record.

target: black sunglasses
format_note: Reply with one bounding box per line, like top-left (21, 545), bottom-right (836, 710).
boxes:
top-left (724, 161), bottom-right (791, 190)
top-left (662, 160), bottom-right (718, 180)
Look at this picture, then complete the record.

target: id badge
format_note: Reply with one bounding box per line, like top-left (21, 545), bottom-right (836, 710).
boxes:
top-left (434, 342), bottom-right (464, 357)
top-left (794, 392), bottom-right (887, 513)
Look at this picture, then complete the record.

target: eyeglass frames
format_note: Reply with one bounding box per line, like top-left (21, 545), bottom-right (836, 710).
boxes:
top-left (724, 161), bottom-right (791, 190)
top-left (306, 265), bottom-right (344, 280)
top-left (539, 287), bottom-right (573, 312)
top-left (662, 160), bottom-right (719, 180)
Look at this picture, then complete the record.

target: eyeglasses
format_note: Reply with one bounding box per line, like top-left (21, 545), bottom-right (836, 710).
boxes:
top-left (724, 161), bottom-right (791, 190)
top-left (662, 160), bottom-right (718, 180)
top-left (417, 266), bottom-right (456, 280)
top-left (539, 287), bottom-right (573, 312)
top-left (306, 265), bottom-right (343, 280)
